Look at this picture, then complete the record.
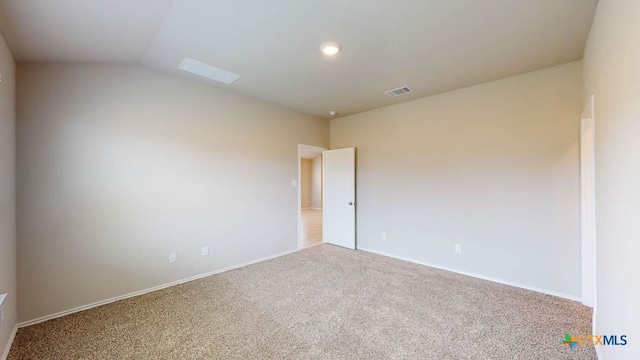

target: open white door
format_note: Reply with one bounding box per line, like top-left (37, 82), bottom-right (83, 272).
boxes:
top-left (323, 147), bottom-right (356, 249)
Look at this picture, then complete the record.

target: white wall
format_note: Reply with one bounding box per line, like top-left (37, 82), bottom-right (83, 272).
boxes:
top-left (16, 64), bottom-right (328, 323)
top-left (331, 62), bottom-right (582, 299)
top-left (0, 31), bottom-right (16, 356)
top-left (311, 155), bottom-right (322, 209)
top-left (583, 1), bottom-right (640, 358)
top-left (301, 159), bottom-right (312, 209)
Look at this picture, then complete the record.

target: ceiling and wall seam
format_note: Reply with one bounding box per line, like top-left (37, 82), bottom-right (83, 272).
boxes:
top-left (137, 0), bottom-right (177, 63)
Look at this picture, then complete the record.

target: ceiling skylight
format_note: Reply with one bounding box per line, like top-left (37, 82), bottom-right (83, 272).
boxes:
top-left (178, 57), bottom-right (241, 85)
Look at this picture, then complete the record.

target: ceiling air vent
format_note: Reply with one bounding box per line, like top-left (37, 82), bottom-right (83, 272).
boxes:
top-left (385, 86), bottom-right (413, 97)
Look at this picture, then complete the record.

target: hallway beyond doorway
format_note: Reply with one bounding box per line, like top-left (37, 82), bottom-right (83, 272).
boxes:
top-left (301, 209), bottom-right (322, 248)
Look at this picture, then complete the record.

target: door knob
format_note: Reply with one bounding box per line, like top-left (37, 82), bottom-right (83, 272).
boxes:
top-left (349, 202), bottom-right (354, 205)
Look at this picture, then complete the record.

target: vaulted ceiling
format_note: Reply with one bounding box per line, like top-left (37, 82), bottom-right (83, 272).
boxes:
top-left (0, 0), bottom-right (597, 118)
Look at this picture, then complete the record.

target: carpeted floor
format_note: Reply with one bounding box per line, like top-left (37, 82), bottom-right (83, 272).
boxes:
top-left (8, 245), bottom-right (596, 359)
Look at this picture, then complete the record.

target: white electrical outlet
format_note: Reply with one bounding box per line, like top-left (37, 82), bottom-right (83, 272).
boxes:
top-left (169, 252), bottom-right (177, 263)
top-left (381, 232), bottom-right (387, 240)
top-left (291, 180), bottom-right (298, 187)
top-left (455, 244), bottom-right (462, 254)
top-left (201, 246), bottom-right (209, 256)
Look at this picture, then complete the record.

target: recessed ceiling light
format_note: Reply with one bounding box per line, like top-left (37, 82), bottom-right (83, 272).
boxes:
top-left (320, 42), bottom-right (342, 56)
top-left (329, 110), bottom-right (337, 116)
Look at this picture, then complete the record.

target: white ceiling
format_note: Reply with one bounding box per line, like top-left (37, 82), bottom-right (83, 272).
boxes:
top-left (0, 0), bottom-right (597, 118)
top-left (0, 0), bottom-right (175, 63)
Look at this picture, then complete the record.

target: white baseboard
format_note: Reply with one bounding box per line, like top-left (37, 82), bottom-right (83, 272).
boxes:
top-left (358, 247), bottom-right (581, 303)
top-left (1, 324), bottom-right (18, 360)
top-left (302, 207), bottom-right (311, 210)
top-left (310, 207), bottom-right (322, 211)
top-left (18, 248), bottom-right (299, 328)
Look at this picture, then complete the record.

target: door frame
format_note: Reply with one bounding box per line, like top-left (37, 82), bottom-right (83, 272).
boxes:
top-left (298, 144), bottom-right (327, 250)
top-left (580, 95), bottom-right (596, 310)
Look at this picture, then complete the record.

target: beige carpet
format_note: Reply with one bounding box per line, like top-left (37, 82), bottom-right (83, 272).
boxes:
top-left (9, 245), bottom-right (596, 359)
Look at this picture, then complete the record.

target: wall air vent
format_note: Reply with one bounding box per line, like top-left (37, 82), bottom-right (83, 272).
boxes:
top-left (385, 86), bottom-right (413, 97)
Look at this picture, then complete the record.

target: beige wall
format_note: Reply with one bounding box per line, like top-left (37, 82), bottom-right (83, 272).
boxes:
top-left (331, 61), bottom-right (582, 298)
top-left (0, 32), bottom-right (16, 356)
top-left (16, 64), bottom-right (328, 322)
top-left (301, 159), bottom-right (312, 208)
top-left (583, 1), bottom-right (640, 358)
top-left (311, 155), bottom-right (322, 209)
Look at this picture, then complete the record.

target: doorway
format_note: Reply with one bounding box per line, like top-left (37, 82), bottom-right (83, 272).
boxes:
top-left (298, 145), bottom-right (326, 249)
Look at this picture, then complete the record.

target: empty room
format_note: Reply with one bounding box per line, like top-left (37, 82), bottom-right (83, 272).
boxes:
top-left (0, 1), bottom-right (638, 359)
